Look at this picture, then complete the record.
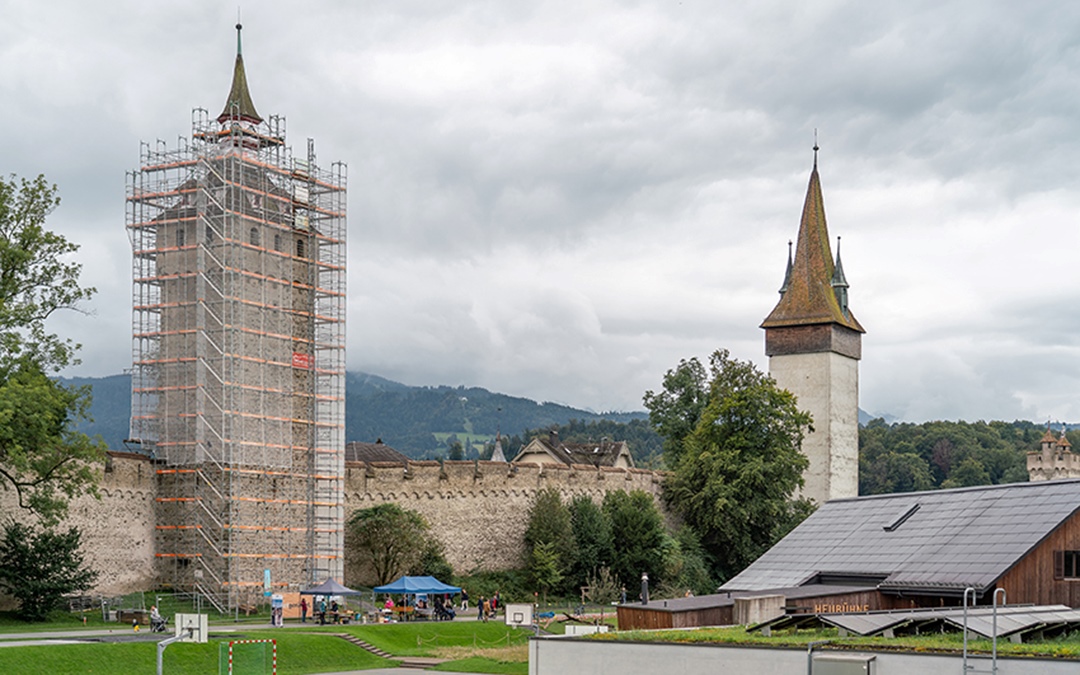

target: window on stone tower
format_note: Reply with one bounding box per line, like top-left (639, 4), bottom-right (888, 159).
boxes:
top-left (176, 228), bottom-right (186, 248)
top-left (296, 238), bottom-right (306, 258)
top-left (249, 227), bottom-right (260, 247)
top-left (274, 233), bottom-right (282, 252)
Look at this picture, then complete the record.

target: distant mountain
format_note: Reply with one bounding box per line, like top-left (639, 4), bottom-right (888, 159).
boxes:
top-left (60, 372), bottom-right (648, 458)
top-left (859, 409), bottom-right (899, 426)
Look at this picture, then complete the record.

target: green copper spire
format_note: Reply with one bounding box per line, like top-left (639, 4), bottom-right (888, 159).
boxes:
top-left (217, 23), bottom-right (263, 125)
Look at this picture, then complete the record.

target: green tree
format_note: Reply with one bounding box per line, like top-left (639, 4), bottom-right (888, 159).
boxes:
top-left (642, 357), bottom-right (710, 466)
top-left (346, 503), bottom-right (439, 586)
top-left (0, 175), bottom-right (103, 524)
top-left (523, 488), bottom-right (576, 585)
top-left (943, 456), bottom-right (991, 489)
top-left (409, 538), bottom-right (454, 581)
top-left (602, 489), bottom-right (667, 589)
top-left (568, 495), bottom-right (613, 592)
top-left (528, 541), bottom-right (563, 602)
top-left (447, 440), bottom-right (465, 461)
top-left (654, 349), bottom-right (814, 583)
top-left (0, 521), bottom-right (97, 621)
top-left (659, 526), bottom-right (714, 597)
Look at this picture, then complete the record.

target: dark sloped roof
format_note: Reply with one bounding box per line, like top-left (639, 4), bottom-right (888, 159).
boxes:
top-left (761, 164), bottom-right (863, 333)
top-left (522, 438), bottom-right (633, 468)
top-left (721, 479), bottom-right (1080, 594)
top-left (345, 441), bottom-right (408, 464)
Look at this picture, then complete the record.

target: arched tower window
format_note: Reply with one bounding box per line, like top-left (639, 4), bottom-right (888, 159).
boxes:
top-left (296, 238), bottom-right (306, 258)
top-left (249, 227), bottom-right (260, 247)
top-left (274, 233), bottom-right (282, 252)
top-left (176, 228), bottom-right (186, 247)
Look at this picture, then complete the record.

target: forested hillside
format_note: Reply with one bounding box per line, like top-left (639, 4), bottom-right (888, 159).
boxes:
top-left (61, 372), bottom-right (648, 458)
top-left (858, 419), bottom-right (1056, 494)
top-left (59, 373), bottom-right (1065, 482)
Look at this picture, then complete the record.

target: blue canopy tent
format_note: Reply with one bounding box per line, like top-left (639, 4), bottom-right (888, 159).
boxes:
top-left (373, 575), bottom-right (461, 595)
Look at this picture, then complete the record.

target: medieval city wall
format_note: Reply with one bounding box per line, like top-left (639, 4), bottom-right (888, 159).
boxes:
top-left (1, 453), bottom-right (665, 602)
top-left (345, 459), bottom-right (665, 574)
top-left (0, 452), bottom-right (158, 599)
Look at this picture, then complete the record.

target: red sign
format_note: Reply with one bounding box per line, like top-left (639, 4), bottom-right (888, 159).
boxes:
top-left (292, 352), bottom-right (313, 369)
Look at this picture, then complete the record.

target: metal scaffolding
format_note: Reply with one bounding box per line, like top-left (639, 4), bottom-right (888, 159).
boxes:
top-left (127, 105), bottom-right (346, 611)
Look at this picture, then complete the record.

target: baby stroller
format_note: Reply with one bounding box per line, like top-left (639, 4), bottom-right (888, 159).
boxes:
top-left (150, 612), bottom-right (168, 633)
top-left (434, 602), bottom-right (455, 621)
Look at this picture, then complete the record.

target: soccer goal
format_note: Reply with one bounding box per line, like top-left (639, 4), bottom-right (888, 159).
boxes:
top-left (219, 639), bottom-right (277, 675)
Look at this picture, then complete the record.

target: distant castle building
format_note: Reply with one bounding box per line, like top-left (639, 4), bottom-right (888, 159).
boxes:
top-left (126, 25), bottom-right (346, 610)
top-left (761, 153), bottom-right (863, 504)
top-left (1028, 427), bottom-right (1079, 481)
top-left (512, 430), bottom-right (635, 469)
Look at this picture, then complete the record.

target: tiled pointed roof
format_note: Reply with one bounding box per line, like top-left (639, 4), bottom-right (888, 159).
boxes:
top-left (217, 24), bottom-right (263, 125)
top-left (761, 162), bottom-right (864, 333)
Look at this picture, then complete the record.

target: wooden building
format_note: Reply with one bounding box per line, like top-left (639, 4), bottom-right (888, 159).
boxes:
top-left (620, 480), bottom-right (1080, 630)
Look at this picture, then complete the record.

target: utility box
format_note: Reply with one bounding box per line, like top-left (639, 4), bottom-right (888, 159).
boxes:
top-left (812, 653), bottom-right (875, 675)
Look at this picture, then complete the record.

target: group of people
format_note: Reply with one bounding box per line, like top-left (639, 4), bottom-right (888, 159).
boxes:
top-left (298, 596), bottom-right (341, 625)
top-left (475, 590), bottom-right (500, 622)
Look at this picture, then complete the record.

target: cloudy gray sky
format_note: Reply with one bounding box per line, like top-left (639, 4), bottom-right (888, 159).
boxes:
top-left (3, 0), bottom-right (1079, 423)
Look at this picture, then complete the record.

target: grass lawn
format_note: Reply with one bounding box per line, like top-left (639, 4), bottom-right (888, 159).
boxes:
top-left (0, 619), bottom-right (533, 674)
top-left (346, 620), bottom-right (529, 656)
top-left (0, 630), bottom-right (387, 675)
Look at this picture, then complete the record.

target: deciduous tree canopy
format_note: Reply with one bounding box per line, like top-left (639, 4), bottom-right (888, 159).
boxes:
top-left (345, 503), bottom-right (449, 586)
top-left (648, 349), bottom-right (814, 584)
top-left (0, 521), bottom-right (97, 621)
top-left (0, 175), bottom-right (104, 524)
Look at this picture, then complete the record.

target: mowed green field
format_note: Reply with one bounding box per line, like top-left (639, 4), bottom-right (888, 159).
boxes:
top-left (0, 622), bottom-right (532, 675)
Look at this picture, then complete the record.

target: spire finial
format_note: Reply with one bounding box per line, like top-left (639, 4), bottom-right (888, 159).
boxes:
top-left (236, 19), bottom-right (243, 56)
top-left (813, 129), bottom-right (819, 169)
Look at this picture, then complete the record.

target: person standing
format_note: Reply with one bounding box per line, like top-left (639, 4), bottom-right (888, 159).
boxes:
top-left (477, 596), bottom-right (486, 621)
top-left (318, 597), bottom-right (327, 625)
top-left (460, 588), bottom-right (469, 611)
top-left (482, 597), bottom-right (491, 622)
top-left (300, 597), bottom-right (308, 623)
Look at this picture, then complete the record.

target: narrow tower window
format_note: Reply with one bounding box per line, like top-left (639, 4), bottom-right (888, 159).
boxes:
top-left (273, 233), bottom-right (282, 252)
top-left (296, 238), bottom-right (306, 258)
top-left (249, 227), bottom-right (260, 247)
top-left (176, 228), bottom-right (186, 248)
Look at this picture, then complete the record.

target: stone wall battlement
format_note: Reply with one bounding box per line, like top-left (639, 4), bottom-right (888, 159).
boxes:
top-left (5, 453), bottom-right (666, 598)
top-left (344, 459), bottom-right (665, 574)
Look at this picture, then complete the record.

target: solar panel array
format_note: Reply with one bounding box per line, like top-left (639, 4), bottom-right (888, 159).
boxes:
top-left (751, 604), bottom-right (1080, 643)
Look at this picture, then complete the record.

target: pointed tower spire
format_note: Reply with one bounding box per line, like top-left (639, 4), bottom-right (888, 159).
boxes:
top-left (217, 23), bottom-right (263, 125)
top-left (761, 153), bottom-right (863, 333)
top-left (490, 432), bottom-right (508, 463)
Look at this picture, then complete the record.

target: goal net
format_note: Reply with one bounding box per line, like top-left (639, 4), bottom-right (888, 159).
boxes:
top-left (219, 639), bottom-right (277, 675)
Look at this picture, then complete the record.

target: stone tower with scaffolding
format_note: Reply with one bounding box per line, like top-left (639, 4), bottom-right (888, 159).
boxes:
top-left (126, 25), bottom-right (346, 610)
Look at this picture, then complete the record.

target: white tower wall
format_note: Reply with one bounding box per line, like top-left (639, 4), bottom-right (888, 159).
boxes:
top-left (769, 350), bottom-right (859, 504)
